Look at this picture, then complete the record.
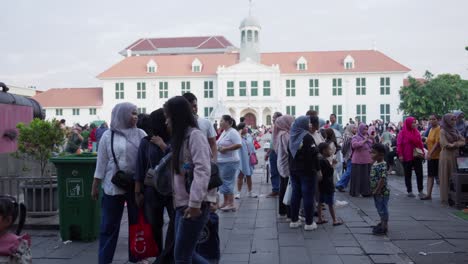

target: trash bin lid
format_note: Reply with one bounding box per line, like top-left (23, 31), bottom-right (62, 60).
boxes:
top-left (50, 153), bottom-right (97, 164)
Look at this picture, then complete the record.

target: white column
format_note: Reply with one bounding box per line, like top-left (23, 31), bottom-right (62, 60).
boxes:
top-left (257, 107), bottom-right (263, 126)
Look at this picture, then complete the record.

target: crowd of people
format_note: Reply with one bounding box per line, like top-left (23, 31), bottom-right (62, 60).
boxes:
top-left (2, 90), bottom-right (466, 263)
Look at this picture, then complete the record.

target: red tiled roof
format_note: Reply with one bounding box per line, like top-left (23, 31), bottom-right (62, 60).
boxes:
top-left (126, 36), bottom-right (234, 51)
top-left (32, 88), bottom-right (103, 107)
top-left (403, 78), bottom-right (426, 87)
top-left (98, 50), bottom-right (410, 78)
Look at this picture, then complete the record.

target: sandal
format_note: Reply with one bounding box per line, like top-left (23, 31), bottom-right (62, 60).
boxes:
top-left (316, 220), bottom-right (328, 225)
top-left (333, 221), bottom-right (344, 226)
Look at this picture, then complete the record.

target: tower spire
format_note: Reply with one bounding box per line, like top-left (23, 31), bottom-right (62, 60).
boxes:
top-left (249, 0), bottom-right (252, 16)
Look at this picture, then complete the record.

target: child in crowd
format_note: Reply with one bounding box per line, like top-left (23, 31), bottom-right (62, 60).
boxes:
top-left (0, 196), bottom-right (31, 264)
top-left (317, 142), bottom-right (343, 226)
top-left (370, 143), bottom-right (390, 235)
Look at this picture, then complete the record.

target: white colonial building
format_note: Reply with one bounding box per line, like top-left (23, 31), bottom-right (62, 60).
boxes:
top-left (35, 14), bottom-right (410, 127)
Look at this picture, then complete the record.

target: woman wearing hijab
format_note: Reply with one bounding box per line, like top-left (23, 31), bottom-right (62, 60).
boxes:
top-left (274, 115), bottom-right (295, 219)
top-left (336, 124), bottom-right (357, 192)
top-left (164, 96), bottom-right (215, 264)
top-left (91, 102), bottom-right (147, 264)
top-left (438, 113), bottom-right (465, 204)
top-left (397, 117), bottom-right (425, 198)
top-left (454, 111), bottom-right (467, 137)
top-left (349, 123), bottom-right (373, 197)
top-left (288, 116), bottom-right (321, 231)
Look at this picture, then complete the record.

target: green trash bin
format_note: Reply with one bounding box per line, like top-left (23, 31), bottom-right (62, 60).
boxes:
top-left (50, 153), bottom-right (100, 242)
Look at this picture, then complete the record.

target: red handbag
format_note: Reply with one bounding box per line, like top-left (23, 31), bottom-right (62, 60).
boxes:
top-left (254, 140), bottom-right (261, 150)
top-left (129, 210), bottom-right (159, 259)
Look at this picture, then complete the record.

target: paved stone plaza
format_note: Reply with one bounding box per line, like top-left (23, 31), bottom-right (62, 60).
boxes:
top-left (28, 159), bottom-right (468, 264)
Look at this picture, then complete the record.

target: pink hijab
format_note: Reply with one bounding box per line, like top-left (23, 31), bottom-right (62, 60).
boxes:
top-left (273, 115), bottom-right (295, 152)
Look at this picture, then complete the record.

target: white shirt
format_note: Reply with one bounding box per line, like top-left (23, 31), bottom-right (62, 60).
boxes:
top-left (94, 130), bottom-right (146, 196)
top-left (197, 116), bottom-right (217, 139)
top-left (217, 128), bottom-right (242, 163)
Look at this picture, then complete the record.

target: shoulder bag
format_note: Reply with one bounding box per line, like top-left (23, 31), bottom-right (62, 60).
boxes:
top-left (110, 131), bottom-right (133, 191)
top-left (146, 151), bottom-right (173, 196)
top-left (184, 133), bottom-right (223, 193)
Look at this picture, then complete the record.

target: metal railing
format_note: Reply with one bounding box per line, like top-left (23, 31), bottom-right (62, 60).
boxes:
top-left (0, 176), bottom-right (58, 216)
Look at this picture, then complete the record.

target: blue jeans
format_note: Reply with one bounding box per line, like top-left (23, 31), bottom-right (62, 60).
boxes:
top-left (374, 195), bottom-right (389, 221)
top-left (290, 171), bottom-right (317, 225)
top-left (99, 192), bottom-right (138, 264)
top-left (269, 151), bottom-right (280, 193)
top-left (336, 159), bottom-right (352, 189)
top-left (174, 204), bottom-right (210, 264)
top-left (218, 161), bottom-right (239, 195)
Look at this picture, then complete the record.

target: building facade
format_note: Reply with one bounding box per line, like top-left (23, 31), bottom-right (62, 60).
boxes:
top-left (36, 14), bottom-right (410, 127)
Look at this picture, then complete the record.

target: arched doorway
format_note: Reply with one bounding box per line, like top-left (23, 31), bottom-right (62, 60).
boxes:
top-left (244, 113), bottom-right (257, 127)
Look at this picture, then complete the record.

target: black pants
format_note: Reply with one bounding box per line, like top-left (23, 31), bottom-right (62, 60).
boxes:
top-left (144, 186), bottom-right (174, 255)
top-left (403, 158), bottom-right (424, 193)
top-left (279, 177), bottom-right (290, 217)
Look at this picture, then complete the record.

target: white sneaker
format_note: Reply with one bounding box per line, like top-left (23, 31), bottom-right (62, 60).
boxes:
top-left (299, 215), bottom-right (305, 222)
top-left (335, 200), bottom-right (349, 208)
top-left (304, 222), bottom-right (318, 231)
top-left (407, 192), bottom-right (416, 198)
top-left (234, 193), bottom-right (240, 199)
top-left (289, 221), bottom-right (302, 229)
top-left (418, 192), bottom-right (426, 199)
top-left (248, 192), bottom-right (258, 198)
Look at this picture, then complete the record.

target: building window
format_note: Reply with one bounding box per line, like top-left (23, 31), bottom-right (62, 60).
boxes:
top-left (380, 77), bottom-right (390, 95)
top-left (193, 65), bottom-right (201, 72)
top-left (345, 62), bottom-right (353, 69)
top-left (356, 104), bottom-right (367, 124)
top-left (147, 59), bottom-right (157, 73)
top-left (380, 104), bottom-right (391, 122)
top-left (147, 66), bottom-right (155, 73)
top-left (204, 107), bottom-right (213, 118)
top-left (266, 115), bottom-right (272, 126)
top-left (254, 31), bottom-right (259, 42)
top-left (263, 81), bottom-right (271, 96)
top-left (332, 105), bottom-right (343, 124)
top-left (356, 78), bottom-right (366, 95)
top-left (298, 63), bottom-right (306, 70)
top-left (239, 81), bottom-right (247, 97)
top-left (286, 79), bottom-right (296, 97)
top-left (137, 108), bottom-right (147, 114)
top-left (137, 82), bottom-right (146, 99)
top-left (286, 106), bottom-right (296, 116)
top-left (204, 81), bottom-right (214, 98)
top-left (55, 109), bottom-right (63, 116)
top-left (251, 81), bottom-right (258, 96)
top-left (332, 78), bottom-right (342, 96)
top-left (115, 82), bottom-right (124, 99)
top-left (247, 30), bottom-right (252, 41)
top-left (159, 82), bottom-right (168, 98)
top-left (227, 81), bottom-right (234, 97)
top-left (181, 81), bottom-right (190, 95)
top-left (309, 79), bottom-right (319, 96)
top-left (241, 31), bottom-right (246, 43)
top-left (72, 108), bottom-right (80, 116)
top-left (89, 108), bottom-right (96, 115)
top-left (192, 58), bottom-right (202, 73)
top-left (309, 105), bottom-right (319, 112)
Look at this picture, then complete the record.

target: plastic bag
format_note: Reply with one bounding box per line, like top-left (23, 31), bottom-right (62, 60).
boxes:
top-left (283, 179), bottom-right (292, 205)
top-left (129, 210), bottom-right (159, 259)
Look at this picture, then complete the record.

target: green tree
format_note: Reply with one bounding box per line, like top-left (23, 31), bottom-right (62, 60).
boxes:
top-left (399, 73), bottom-right (468, 119)
top-left (16, 118), bottom-right (65, 177)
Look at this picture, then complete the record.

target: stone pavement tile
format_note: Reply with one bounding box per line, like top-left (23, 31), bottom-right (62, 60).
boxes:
top-left (256, 209), bottom-right (276, 218)
top-left (234, 217), bottom-right (257, 224)
top-left (446, 239), bottom-right (468, 252)
top-left (231, 227), bottom-right (255, 235)
top-left (302, 228), bottom-right (329, 240)
top-left (279, 246), bottom-right (310, 264)
top-left (224, 240), bottom-right (253, 254)
top-left (253, 227), bottom-right (277, 240)
top-left (358, 240), bottom-right (403, 255)
top-left (307, 254), bottom-right (343, 264)
top-left (277, 222), bottom-right (302, 234)
top-left (345, 221), bottom-right (370, 228)
top-left (255, 219), bottom-right (276, 228)
top-left (249, 252), bottom-right (279, 264)
top-left (339, 255), bottom-right (373, 264)
top-left (348, 227), bottom-right (373, 234)
top-left (323, 224), bottom-right (352, 235)
top-left (369, 254), bottom-right (409, 264)
top-left (336, 247), bottom-right (364, 255)
top-left (30, 237), bottom-right (60, 258)
top-left (33, 259), bottom-right (72, 264)
top-left (435, 231), bottom-right (468, 239)
top-left (393, 239), bottom-right (465, 264)
top-left (387, 227), bottom-right (442, 240)
top-left (251, 239), bottom-right (279, 253)
top-left (354, 234), bottom-right (391, 242)
top-left (233, 222), bottom-right (256, 229)
top-left (220, 253), bottom-right (250, 262)
top-left (304, 239), bottom-right (337, 254)
top-left (278, 232), bottom-right (305, 246)
top-left (46, 241), bottom-right (95, 258)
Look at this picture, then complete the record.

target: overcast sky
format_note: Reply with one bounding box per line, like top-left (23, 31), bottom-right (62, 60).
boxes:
top-left (1, 0), bottom-right (467, 90)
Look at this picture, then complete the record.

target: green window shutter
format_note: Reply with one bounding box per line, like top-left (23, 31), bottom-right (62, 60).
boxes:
top-left (386, 104), bottom-right (390, 113)
top-left (333, 79), bottom-right (336, 87)
top-left (380, 104), bottom-right (384, 114)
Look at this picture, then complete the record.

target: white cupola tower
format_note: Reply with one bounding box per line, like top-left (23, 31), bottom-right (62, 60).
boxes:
top-left (239, 14), bottom-right (261, 63)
